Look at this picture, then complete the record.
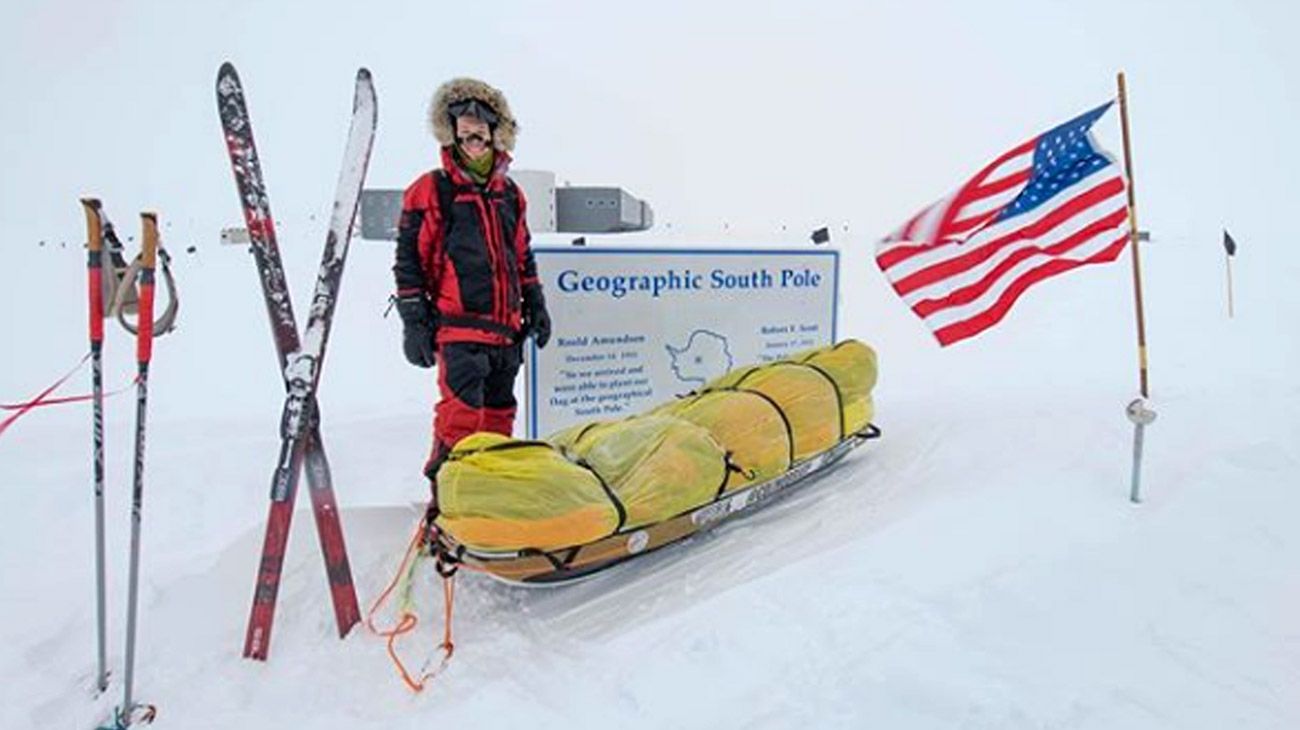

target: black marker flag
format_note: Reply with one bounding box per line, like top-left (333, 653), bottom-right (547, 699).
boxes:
top-left (1223, 229), bottom-right (1238, 257)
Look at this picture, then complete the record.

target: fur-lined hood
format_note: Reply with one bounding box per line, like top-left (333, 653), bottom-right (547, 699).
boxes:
top-left (429, 77), bottom-right (518, 153)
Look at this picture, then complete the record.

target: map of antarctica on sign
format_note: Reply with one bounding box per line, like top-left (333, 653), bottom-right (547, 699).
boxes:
top-left (666, 330), bottom-right (735, 384)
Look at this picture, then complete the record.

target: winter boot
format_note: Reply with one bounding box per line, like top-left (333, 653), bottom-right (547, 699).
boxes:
top-left (422, 441), bottom-right (452, 509)
top-left (420, 442), bottom-right (452, 547)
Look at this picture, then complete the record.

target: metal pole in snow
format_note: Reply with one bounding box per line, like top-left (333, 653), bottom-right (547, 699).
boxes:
top-left (1117, 71), bottom-right (1156, 503)
top-left (1126, 399), bottom-right (1157, 502)
top-left (1226, 252), bottom-right (1235, 319)
top-left (81, 198), bottom-right (110, 694)
top-left (120, 213), bottom-right (159, 726)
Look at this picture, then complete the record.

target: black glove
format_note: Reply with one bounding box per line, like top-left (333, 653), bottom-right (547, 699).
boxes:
top-left (395, 294), bottom-right (437, 368)
top-left (521, 283), bottom-right (552, 349)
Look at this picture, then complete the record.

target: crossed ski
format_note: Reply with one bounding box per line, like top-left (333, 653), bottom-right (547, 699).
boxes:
top-left (217, 62), bottom-right (377, 661)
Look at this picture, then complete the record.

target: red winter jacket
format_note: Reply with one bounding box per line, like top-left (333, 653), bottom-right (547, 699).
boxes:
top-left (393, 147), bottom-right (539, 346)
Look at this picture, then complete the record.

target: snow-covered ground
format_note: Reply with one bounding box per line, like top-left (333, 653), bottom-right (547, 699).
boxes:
top-left (3, 2), bottom-right (1299, 728)
top-left (2, 205), bottom-right (1297, 728)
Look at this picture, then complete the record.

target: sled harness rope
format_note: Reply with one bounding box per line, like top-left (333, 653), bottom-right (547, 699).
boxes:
top-left (367, 518), bottom-right (479, 692)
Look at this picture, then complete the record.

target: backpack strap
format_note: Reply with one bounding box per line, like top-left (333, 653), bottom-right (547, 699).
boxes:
top-left (430, 169), bottom-right (455, 280)
top-left (432, 169), bottom-right (454, 230)
top-left (502, 178), bottom-right (522, 218)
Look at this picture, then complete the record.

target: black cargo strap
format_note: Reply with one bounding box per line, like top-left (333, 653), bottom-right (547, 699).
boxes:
top-left (444, 439), bottom-right (553, 460)
top-left (570, 421), bottom-right (601, 445)
top-left (434, 552), bottom-right (459, 578)
top-left (573, 457), bottom-right (628, 533)
top-left (796, 360), bottom-right (847, 440)
top-left (715, 452), bottom-right (752, 499)
top-left (855, 423), bottom-right (883, 441)
top-left (720, 386), bottom-right (797, 467)
top-left (519, 546), bottom-right (580, 572)
top-left (431, 535), bottom-right (464, 577)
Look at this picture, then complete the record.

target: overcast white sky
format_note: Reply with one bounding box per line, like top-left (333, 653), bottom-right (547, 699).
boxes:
top-left (0, 0), bottom-right (1295, 253)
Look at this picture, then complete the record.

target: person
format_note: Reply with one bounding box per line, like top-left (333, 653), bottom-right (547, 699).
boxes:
top-left (392, 77), bottom-right (551, 509)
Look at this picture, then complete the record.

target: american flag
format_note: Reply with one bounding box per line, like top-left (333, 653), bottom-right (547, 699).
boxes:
top-left (877, 102), bottom-right (1131, 346)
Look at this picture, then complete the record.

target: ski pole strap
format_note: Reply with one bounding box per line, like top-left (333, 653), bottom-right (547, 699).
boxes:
top-left (112, 247), bottom-right (179, 338)
top-left (0, 353), bottom-right (89, 438)
top-left (92, 204), bottom-right (140, 326)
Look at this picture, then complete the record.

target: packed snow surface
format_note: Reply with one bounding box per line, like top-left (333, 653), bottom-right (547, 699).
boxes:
top-left (2, 2), bottom-right (1298, 727)
top-left (3, 216), bottom-right (1297, 728)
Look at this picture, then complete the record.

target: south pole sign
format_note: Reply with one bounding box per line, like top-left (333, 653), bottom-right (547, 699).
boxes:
top-left (524, 246), bottom-right (839, 438)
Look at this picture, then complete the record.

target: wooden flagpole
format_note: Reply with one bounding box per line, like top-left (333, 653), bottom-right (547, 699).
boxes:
top-left (1117, 72), bottom-right (1156, 503)
top-left (1117, 72), bottom-right (1150, 399)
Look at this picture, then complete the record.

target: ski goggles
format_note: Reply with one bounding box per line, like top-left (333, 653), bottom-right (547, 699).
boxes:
top-left (447, 98), bottom-right (499, 125)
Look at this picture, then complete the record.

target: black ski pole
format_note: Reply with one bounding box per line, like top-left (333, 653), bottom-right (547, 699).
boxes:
top-left (115, 212), bottom-right (160, 728)
top-left (80, 198), bottom-right (110, 695)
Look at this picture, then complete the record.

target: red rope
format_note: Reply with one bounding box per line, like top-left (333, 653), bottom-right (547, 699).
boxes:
top-left (0, 354), bottom-right (88, 438)
top-left (0, 375), bottom-right (138, 411)
top-left (0, 354), bottom-right (140, 440)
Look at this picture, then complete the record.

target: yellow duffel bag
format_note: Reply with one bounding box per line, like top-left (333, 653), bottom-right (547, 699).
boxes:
top-left (654, 390), bottom-right (792, 493)
top-left (434, 432), bottom-right (620, 552)
top-left (793, 340), bottom-right (878, 436)
top-left (551, 415), bottom-right (728, 529)
top-left (704, 362), bottom-right (839, 461)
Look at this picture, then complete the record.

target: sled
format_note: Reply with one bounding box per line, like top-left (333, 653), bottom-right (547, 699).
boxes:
top-left (433, 423), bottom-right (880, 585)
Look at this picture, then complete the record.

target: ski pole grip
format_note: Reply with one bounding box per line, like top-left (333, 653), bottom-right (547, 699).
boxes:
top-left (137, 212), bottom-right (160, 364)
top-left (82, 198), bottom-right (105, 343)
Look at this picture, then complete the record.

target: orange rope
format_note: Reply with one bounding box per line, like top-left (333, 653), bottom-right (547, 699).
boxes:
top-left (365, 524), bottom-right (423, 635)
top-left (417, 573), bottom-right (458, 689)
top-left (440, 573), bottom-right (456, 659)
top-left (366, 519), bottom-right (459, 693)
top-left (383, 613), bottom-right (423, 692)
